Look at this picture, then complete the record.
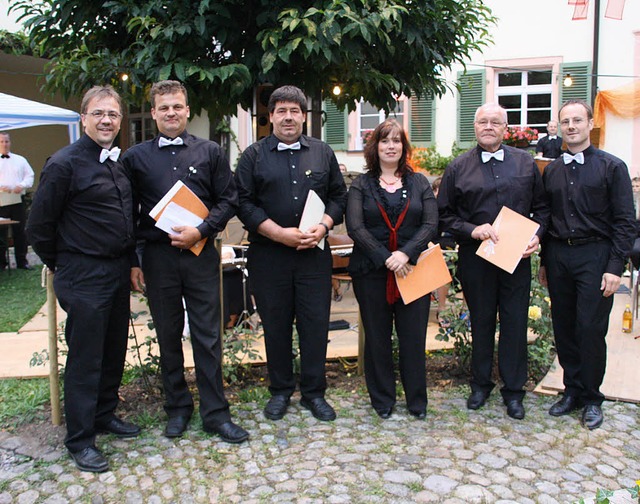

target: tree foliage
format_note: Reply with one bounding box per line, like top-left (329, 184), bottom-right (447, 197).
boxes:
top-left (10, 0), bottom-right (495, 119)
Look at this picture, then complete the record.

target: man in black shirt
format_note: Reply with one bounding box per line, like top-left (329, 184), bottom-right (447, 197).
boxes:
top-left (235, 85), bottom-right (347, 422)
top-left (27, 86), bottom-right (140, 473)
top-left (123, 80), bottom-right (248, 443)
top-left (540, 99), bottom-right (635, 430)
top-left (438, 103), bottom-right (549, 421)
top-left (535, 120), bottom-right (563, 159)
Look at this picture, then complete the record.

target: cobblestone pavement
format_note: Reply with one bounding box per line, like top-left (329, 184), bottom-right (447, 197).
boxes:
top-left (1, 388), bottom-right (639, 503)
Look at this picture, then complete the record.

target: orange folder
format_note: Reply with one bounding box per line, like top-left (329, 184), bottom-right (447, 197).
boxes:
top-left (395, 244), bottom-right (452, 305)
top-left (149, 181), bottom-right (210, 256)
top-left (475, 206), bottom-right (540, 274)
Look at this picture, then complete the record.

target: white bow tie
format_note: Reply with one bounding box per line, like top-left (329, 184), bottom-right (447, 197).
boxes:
top-left (99, 147), bottom-right (121, 163)
top-left (159, 137), bottom-right (184, 148)
top-left (563, 152), bottom-right (584, 165)
top-left (548, 135), bottom-right (558, 140)
top-left (481, 149), bottom-right (504, 163)
top-left (277, 141), bottom-right (301, 151)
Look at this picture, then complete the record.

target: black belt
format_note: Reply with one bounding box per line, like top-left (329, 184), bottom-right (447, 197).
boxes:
top-left (560, 236), bottom-right (604, 246)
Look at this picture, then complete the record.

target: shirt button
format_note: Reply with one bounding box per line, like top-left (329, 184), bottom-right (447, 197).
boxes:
top-left (293, 180), bottom-right (297, 184)
top-left (292, 165), bottom-right (296, 168)
top-left (294, 196), bottom-right (298, 200)
top-left (570, 182), bottom-right (573, 185)
top-left (173, 167), bottom-right (177, 170)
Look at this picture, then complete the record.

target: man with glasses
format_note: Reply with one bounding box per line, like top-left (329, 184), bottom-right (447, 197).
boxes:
top-left (540, 99), bottom-right (635, 430)
top-left (123, 80), bottom-right (248, 444)
top-left (27, 86), bottom-right (140, 473)
top-left (438, 103), bottom-right (549, 420)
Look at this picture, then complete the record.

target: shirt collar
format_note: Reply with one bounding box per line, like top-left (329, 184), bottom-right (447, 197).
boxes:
top-left (268, 134), bottom-right (308, 151)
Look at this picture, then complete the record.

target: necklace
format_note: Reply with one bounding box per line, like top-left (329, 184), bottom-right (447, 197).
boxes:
top-left (380, 176), bottom-right (401, 193)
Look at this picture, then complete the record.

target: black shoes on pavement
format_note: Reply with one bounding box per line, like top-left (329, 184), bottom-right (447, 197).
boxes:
top-left (264, 395), bottom-right (290, 420)
top-left (466, 390), bottom-right (489, 410)
top-left (164, 415), bottom-right (190, 438)
top-left (300, 396), bottom-right (337, 421)
top-left (581, 405), bottom-right (604, 430)
top-left (504, 399), bottom-right (525, 420)
top-left (96, 417), bottom-right (142, 438)
top-left (549, 394), bottom-right (582, 416)
top-left (69, 446), bottom-right (109, 473)
top-left (204, 421), bottom-right (250, 443)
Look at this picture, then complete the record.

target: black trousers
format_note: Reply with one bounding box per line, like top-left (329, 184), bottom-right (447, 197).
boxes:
top-left (353, 268), bottom-right (430, 413)
top-left (53, 254), bottom-right (130, 453)
top-left (544, 239), bottom-right (613, 405)
top-left (0, 200), bottom-right (28, 268)
top-left (457, 244), bottom-right (530, 401)
top-left (247, 243), bottom-right (332, 398)
top-left (142, 241), bottom-right (230, 427)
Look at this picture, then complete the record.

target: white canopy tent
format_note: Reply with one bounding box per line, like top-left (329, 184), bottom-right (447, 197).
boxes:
top-left (0, 92), bottom-right (81, 142)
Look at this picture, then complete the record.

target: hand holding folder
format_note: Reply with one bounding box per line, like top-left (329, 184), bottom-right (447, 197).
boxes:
top-left (395, 244), bottom-right (452, 304)
top-left (149, 181), bottom-right (209, 255)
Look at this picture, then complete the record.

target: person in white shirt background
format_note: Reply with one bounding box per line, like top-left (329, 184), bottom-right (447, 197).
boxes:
top-left (0, 131), bottom-right (35, 270)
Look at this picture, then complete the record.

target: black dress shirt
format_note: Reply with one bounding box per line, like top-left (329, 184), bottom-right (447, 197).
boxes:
top-left (235, 134), bottom-right (347, 244)
top-left (438, 145), bottom-right (549, 245)
top-left (542, 145), bottom-right (636, 275)
top-left (26, 134), bottom-right (135, 270)
top-left (535, 135), bottom-right (563, 159)
top-left (346, 171), bottom-right (437, 276)
top-left (121, 132), bottom-right (238, 244)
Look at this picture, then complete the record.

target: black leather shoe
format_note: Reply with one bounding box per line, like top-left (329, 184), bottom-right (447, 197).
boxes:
top-left (264, 395), bottom-right (290, 420)
top-left (164, 415), bottom-right (190, 438)
top-left (409, 409), bottom-right (426, 420)
top-left (549, 395), bottom-right (581, 417)
top-left (505, 399), bottom-right (525, 420)
top-left (204, 421), bottom-right (249, 443)
top-left (581, 405), bottom-right (604, 430)
top-left (69, 446), bottom-right (109, 473)
top-left (300, 397), bottom-right (337, 421)
top-left (96, 417), bottom-right (141, 438)
top-left (375, 407), bottom-right (393, 419)
top-left (467, 390), bottom-right (489, 410)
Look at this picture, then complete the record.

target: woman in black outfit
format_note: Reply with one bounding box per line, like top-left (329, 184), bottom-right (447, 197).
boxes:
top-left (346, 119), bottom-right (438, 419)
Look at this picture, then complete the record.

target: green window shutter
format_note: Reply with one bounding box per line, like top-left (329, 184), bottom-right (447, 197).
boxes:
top-left (323, 99), bottom-right (347, 150)
top-left (409, 94), bottom-right (435, 146)
top-left (559, 62), bottom-right (592, 104)
top-left (457, 70), bottom-right (485, 147)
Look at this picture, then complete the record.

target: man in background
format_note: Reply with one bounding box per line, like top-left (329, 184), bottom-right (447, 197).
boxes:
top-left (0, 131), bottom-right (34, 270)
top-left (535, 120), bottom-right (563, 159)
top-left (27, 86), bottom-right (140, 473)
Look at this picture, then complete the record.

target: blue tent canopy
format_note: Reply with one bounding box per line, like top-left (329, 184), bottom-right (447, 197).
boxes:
top-left (0, 92), bottom-right (80, 143)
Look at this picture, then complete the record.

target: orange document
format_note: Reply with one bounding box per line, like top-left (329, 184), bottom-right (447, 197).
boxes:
top-left (475, 206), bottom-right (540, 274)
top-left (149, 181), bottom-right (210, 256)
top-left (395, 244), bottom-right (452, 305)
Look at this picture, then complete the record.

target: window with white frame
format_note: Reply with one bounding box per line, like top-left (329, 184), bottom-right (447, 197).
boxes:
top-left (355, 99), bottom-right (405, 150)
top-left (128, 103), bottom-right (157, 146)
top-left (496, 70), bottom-right (553, 134)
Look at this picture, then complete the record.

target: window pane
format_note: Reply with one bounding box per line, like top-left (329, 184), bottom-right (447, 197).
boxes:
top-left (528, 94), bottom-right (551, 108)
top-left (362, 117), bottom-right (380, 130)
top-left (498, 95), bottom-right (521, 109)
top-left (528, 110), bottom-right (551, 125)
top-left (361, 102), bottom-right (379, 115)
top-left (528, 70), bottom-right (552, 85)
top-left (507, 111), bottom-right (521, 124)
top-left (498, 73), bottom-right (521, 87)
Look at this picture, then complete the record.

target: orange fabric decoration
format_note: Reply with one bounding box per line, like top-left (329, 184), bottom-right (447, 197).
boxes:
top-left (593, 81), bottom-right (640, 147)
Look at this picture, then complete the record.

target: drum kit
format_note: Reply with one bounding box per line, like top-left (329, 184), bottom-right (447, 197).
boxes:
top-left (221, 244), bottom-right (259, 333)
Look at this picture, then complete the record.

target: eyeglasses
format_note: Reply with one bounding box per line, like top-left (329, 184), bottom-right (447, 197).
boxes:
top-left (475, 119), bottom-right (506, 128)
top-left (86, 110), bottom-right (122, 120)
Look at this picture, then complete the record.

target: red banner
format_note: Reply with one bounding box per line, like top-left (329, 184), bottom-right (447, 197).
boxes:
top-left (604, 0), bottom-right (625, 19)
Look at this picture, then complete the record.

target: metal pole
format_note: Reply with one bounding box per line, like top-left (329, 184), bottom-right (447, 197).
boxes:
top-left (46, 269), bottom-right (61, 425)
top-left (591, 0), bottom-right (601, 105)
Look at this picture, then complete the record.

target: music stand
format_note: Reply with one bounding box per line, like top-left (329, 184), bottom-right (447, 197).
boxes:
top-left (224, 244), bottom-right (257, 335)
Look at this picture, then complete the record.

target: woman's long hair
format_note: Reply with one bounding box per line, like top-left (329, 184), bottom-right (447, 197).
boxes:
top-left (363, 119), bottom-right (412, 178)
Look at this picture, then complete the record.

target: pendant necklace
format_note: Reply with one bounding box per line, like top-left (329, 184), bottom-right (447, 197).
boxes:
top-left (380, 176), bottom-right (400, 194)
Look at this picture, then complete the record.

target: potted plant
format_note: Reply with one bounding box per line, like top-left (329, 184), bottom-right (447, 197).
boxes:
top-left (503, 126), bottom-right (538, 148)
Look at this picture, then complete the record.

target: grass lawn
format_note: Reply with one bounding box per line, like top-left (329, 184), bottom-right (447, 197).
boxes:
top-left (0, 266), bottom-right (47, 332)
